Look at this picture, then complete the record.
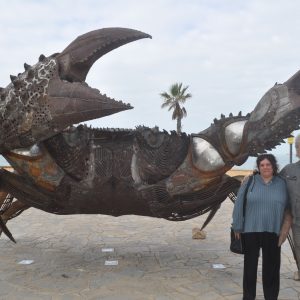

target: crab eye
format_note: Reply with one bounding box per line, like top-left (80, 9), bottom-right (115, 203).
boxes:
top-left (225, 120), bottom-right (247, 155)
top-left (192, 137), bottom-right (225, 171)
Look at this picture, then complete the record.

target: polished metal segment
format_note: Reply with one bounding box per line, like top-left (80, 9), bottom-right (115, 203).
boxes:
top-left (11, 144), bottom-right (41, 157)
top-left (225, 121), bottom-right (247, 155)
top-left (249, 84), bottom-right (290, 123)
top-left (131, 153), bottom-right (142, 184)
top-left (192, 137), bottom-right (225, 171)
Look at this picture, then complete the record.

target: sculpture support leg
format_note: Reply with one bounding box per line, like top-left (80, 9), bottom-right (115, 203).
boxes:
top-left (0, 190), bottom-right (8, 208)
top-left (0, 192), bottom-right (29, 243)
top-left (0, 169), bottom-right (59, 212)
top-left (1, 200), bottom-right (29, 222)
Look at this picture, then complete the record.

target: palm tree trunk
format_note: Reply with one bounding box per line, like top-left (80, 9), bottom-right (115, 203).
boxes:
top-left (177, 117), bottom-right (182, 133)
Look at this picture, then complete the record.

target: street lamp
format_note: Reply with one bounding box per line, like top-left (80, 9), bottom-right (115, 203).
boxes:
top-left (287, 134), bottom-right (295, 164)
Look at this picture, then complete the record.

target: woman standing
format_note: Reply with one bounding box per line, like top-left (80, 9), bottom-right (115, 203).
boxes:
top-left (232, 154), bottom-right (289, 300)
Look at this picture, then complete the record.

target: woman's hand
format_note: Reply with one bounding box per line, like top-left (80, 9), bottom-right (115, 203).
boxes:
top-left (234, 232), bottom-right (241, 240)
top-left (241, 175), bottom-right (249, 184)
top-left (278, 210), bottom-right (293, 246)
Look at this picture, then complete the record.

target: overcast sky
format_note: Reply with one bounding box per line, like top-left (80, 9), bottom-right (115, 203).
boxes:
top-left (1, 0), bottom-right (300, 168)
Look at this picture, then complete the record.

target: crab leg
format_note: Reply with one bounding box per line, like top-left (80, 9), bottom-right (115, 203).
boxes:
top-left (0, 190), bottom-right (8, 208)
top-left (0, 200), bottom-right (29, 222)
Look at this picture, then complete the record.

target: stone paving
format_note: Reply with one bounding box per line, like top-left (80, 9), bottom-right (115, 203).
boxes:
top-left (0, 199), bottom-right (299, 300)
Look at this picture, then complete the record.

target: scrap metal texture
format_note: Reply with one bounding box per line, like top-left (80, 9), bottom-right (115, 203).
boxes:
top-left (1, 27), bottom-right (300, 242)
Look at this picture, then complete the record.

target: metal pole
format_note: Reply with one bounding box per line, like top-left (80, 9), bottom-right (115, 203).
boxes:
top-left (288, 134), bottom-right (294, 164)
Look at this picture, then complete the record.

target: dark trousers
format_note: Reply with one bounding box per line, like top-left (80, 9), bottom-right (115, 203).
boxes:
top-left (243, 232), bottom-right (281, 300)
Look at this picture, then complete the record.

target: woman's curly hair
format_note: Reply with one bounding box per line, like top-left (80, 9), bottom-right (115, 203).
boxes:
top-left (254, 154), bottom-right (279, 176)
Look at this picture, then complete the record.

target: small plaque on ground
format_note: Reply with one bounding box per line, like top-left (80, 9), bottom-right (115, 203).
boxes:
top-left (18, 260), bottom-right (34, 265)
top-left (102, 248), bottom-right (114, 252)
top-left (212, 263), bottom-right (225, 269)
top-left (105, 260), bottom-right (118, 266)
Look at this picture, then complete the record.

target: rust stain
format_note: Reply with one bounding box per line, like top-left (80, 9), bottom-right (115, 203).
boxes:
top-left (44, 162), bottom-right (59, 176)
top-left (29, 165), bottom-right (42, 177)
top-left (36, 179), bottom-right (55, 192)
top-left (0, 191), bottom-right (8, 202)
top-left (5, 147), bottom-right (64, 191)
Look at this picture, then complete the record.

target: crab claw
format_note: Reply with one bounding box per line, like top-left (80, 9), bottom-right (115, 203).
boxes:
top-left (242, 69), bottom-right (300, 155)
top-left (57, 27), bottom-right (152, 82)
top-left (0, 28), bottom-right (151, 153)
top-left (46, 79), bottom-right (133, 131)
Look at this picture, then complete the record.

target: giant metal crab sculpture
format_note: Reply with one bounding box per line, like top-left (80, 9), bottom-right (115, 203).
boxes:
top-left (0, 27), bottom-right (300, 243)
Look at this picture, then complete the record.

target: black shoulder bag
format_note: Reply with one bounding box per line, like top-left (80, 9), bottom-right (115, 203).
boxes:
top-left (230, 176), bottom-right (253, 254)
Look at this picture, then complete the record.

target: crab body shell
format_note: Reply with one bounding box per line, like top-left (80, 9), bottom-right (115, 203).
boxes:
top-left (1, 28), bottom-right (300, 242)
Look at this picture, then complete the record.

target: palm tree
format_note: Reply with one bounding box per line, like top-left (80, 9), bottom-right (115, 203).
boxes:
top-left (160, 83), bottom-right (192, 133)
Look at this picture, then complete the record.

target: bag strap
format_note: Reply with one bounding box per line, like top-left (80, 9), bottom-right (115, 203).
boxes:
top-left (242, 175), bottom-right (253, 222)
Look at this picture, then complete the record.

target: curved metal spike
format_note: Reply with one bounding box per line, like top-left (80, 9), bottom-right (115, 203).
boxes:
top-left (24, 63), bottom-right (31, 71)
top-left (10, 75), bottom-right (17, 82)
top-left (200, 204), bottom-right (221, 231)
top-left (238, 111), bottom-right (242, 116)
top-left (0, 216), bottom-right (16, 243)
top-left (27, 69), bottom-right (34, 79)
top-left (39, 54), bottom-right (46, 62)
top-left (13, 80), bottom-right (21, 88)
top-left (57, 28), bottom-right (151, 82)
top-left (213, 118), bottom-right (218, 124)
top-left (229, 112), bottom-right (233, 117)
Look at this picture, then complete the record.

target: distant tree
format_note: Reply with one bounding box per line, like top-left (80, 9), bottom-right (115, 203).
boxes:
top-left (160, 83), bottom-right (192, 133)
